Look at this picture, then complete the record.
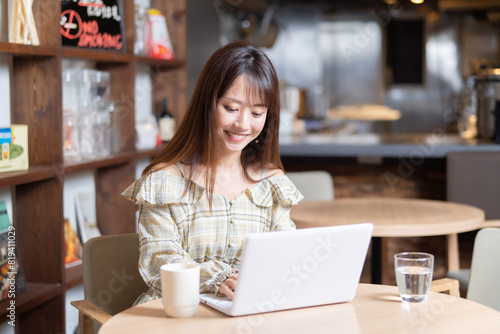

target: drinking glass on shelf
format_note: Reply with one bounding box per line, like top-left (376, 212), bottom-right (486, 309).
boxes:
top-left (94, 106), bottom-right (111, 158)
top-left (63, 113), bottom-right (80, 162)
top-left (62, 69), bottom-right (81, 162)
top-left (134, 5), bottom-right (148, 55)
top-left (108, 101), bottom-right (122, 154)
top-left (394, 252), bottom-right (434, 303)
top-left (78, 69), bottom-right (96, 160)
top-left (94, 70), bottom-right (110, 107)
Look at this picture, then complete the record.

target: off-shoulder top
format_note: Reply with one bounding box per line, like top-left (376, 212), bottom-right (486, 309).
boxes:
top-left (122, 165), bottom-right (303, 305)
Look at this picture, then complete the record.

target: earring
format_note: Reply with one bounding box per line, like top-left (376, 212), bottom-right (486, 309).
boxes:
top-left (255, 139), bottom-right (260, 144)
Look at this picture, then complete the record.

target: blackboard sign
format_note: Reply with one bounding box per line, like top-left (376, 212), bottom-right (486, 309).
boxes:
top-left (60, 0), bottom-right (125, 51)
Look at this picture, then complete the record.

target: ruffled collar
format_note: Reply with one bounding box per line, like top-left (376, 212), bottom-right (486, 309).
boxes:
top-left (122, 169), bottom-right (303, 207)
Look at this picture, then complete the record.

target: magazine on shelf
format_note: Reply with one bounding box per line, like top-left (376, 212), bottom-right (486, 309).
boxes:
top-left (64, 218), bottom-right (82, 269)
top-left (0, 201), bottom-right (27, 301)
top-left (75, 192), bottom-right (101, 244)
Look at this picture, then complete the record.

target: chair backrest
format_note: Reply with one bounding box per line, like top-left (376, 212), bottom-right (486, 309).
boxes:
top-left (82, 233), bottom-right (148, 316)
top-left (447, 152), bottom-right (500, 219)
top-left (286, 170), bottom-right (334, 202)
top-left (466, 228), bottom-right (500, 311)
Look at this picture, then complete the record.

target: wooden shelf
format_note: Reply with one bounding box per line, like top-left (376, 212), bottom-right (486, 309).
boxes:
top-left (0, 0), bottom-right (187, 330)
top-left (62, 47), bottom-right (133, 63)
top-left (137, 145), bottom-right (165, 160)
top-left (0, 283), bottom-right (62, 320)
top-left (0, 42), bottom-right (58, 57)
top-left (0, 166), bottom-right (57, 187)
top-left (64, 262), bottom-right (83, 289)
top-left (64, 152), bottom-right (135, 174)
top-left (134, 56), bottom-right (185, 69)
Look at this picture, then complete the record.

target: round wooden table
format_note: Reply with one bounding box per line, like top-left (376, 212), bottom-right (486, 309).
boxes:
top-left (290, 197), bottom-right (485, 283)
top-left (99, 284), bottom-right (500, 334)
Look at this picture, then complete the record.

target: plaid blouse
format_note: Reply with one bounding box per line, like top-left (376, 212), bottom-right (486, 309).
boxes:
top-left (122, 168), bottom-right (303, 305)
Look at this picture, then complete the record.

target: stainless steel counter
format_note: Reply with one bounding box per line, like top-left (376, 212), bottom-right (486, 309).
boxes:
top-left (279, 133), bottom-right (500, 158)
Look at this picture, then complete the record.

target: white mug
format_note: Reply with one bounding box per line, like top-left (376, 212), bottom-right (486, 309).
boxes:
top-left (160, 263), bottom-right (200, 318)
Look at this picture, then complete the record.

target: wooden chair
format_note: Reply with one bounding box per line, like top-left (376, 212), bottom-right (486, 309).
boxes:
top-left (71, 233), bottom-right (148, 333)
top-left (430, 278), bottom-right (460, 297)
top-left (286, 170), bottom-right (334, 201)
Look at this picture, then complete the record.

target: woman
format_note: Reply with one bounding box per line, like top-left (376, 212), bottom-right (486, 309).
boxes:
top-left (122, 41), bottom-right (303, 304)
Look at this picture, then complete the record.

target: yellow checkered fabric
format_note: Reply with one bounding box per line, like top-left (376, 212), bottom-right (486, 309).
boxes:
top-left (122, 169), bottom-right (303, 305)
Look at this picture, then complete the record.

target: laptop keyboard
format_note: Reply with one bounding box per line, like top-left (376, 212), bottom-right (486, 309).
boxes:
top-left (200, 294), bottom-right (233, 312)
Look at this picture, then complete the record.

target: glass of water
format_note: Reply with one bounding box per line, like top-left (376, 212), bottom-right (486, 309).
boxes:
top-left (394, 252), bottom-right (434, 303)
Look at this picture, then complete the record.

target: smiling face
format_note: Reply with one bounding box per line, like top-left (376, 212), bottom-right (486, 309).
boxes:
top-left (215, 75), bottom-right (268, 155)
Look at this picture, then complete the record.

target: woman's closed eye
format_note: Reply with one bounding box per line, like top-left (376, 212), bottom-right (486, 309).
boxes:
top-left (224, 105), bottom-right (238, 112)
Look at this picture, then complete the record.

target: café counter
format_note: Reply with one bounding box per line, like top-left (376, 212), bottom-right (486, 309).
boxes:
top-left (279, 133), bottom-right (500, 158)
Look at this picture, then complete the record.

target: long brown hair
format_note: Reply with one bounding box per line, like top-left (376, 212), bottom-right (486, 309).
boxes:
top-left (144, 41), bottom-right (282, 203)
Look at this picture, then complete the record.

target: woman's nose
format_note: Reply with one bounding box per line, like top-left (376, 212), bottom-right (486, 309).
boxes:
top-left (234, 110), bottom-right (249, 129)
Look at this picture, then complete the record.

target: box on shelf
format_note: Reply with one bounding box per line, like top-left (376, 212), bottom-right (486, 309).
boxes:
top-left (0, 125), bottom-right (28, 173)
top-left (147, 8), bottom-right (174, 60)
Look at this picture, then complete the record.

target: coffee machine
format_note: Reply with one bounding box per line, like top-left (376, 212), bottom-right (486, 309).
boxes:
top-left (477, 65), bottom-right (500, 142)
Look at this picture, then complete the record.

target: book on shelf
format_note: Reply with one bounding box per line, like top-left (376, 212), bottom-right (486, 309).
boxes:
top-left (0, 201), bottom-right (27, 301)
top-left (75, 192), bottom-right (101, 244)
top-left (0, 202), bottom-right (10, 232)
top-left (64, 218), bottom-right (82, 269)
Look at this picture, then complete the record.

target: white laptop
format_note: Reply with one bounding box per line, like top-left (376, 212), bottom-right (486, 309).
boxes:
top-left (200, 223), bottom-right (373, 316)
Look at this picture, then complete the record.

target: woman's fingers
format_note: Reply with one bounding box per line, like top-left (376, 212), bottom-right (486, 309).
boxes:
top-left (219, 283), bottom-right (235, 299)
top-left (219, 273), bottom-right (239, 299)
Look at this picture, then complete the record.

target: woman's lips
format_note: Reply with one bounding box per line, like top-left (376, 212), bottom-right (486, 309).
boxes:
top-left (225, 130), bottom-right (248, 142)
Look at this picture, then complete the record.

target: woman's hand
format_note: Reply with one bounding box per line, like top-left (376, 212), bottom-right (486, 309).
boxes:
top-left (219, 273), bottom-right (239, 299)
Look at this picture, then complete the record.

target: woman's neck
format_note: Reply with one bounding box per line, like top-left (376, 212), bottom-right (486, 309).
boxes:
top-left (217, 151), bottom-right (242, 171)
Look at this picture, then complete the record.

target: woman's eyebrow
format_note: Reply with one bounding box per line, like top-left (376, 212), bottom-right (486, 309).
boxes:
top-left (221, 96), bottom-right (266, 107)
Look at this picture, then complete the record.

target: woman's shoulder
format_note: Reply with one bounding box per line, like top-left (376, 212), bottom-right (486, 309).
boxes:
top-left (247, 166), bottom-right (303, 207)
top-left (151, 162), bottom-right (183, 177)
top-left (264, 165), bottom-right (284, 178)
top-left (249, 163), bottom-right (283, 179)
top-left (122, 163), bottom-right (203, 205)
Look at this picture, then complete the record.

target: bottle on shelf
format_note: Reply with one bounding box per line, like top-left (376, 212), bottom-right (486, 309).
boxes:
top-left (157, 98), bottom-right (176, 142)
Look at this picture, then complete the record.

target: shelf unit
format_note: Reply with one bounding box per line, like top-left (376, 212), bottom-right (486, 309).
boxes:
top-left (0, 0), bottom-right (186, 331)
